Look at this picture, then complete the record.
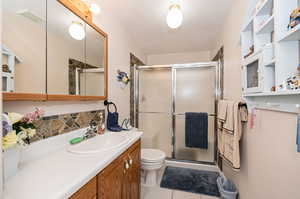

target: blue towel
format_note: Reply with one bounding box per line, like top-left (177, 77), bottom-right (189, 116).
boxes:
top-left (185, 112), bottom-right (208, 149)
top-left (297, 115), bottom-right (300, 153)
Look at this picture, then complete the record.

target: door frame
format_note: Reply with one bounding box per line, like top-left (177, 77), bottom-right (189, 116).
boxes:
top-left (134, 62), bottom-right (222, 165)
top-left (212, 46), bottom-right (225, 169)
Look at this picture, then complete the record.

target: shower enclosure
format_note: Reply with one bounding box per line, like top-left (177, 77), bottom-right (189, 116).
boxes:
top-left (133, 62), bottom-right (222, 164)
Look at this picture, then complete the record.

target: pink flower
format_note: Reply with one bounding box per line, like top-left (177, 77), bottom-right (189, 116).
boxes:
top-left (22, 108), bottom-right (45, 123)
top-left (35, 108), bottom-right (45, 118)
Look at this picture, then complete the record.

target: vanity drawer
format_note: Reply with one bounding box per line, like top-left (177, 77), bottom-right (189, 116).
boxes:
top-left (70, 177), bottom-right (97, 199)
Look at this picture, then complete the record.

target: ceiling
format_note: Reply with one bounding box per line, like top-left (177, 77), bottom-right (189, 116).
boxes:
top-left (99, 0), bottom-right (235, 54)
top-left (3, 0), bottom-right (236, 55)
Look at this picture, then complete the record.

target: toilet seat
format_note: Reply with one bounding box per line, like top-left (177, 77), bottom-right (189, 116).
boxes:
top-left (141, 149), bottom-right (166, 163)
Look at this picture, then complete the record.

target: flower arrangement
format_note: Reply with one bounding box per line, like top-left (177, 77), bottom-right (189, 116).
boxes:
top-left (2, 108), bottom-right (44, 150)
top-left (117, 70), bottom-right (130, 86)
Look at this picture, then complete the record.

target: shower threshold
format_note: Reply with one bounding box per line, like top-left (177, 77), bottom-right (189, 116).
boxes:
top-left (165, 159), bottom-right (220, 173)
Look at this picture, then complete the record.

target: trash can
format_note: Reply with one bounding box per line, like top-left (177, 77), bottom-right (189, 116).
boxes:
top-left (217, 174), bottom-right (238, 199)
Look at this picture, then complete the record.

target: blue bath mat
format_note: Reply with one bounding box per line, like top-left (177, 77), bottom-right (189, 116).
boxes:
top-left (160, 166), bottom-right (220, 197)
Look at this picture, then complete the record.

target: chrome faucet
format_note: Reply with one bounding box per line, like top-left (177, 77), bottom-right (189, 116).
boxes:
top-left (84, 120), bottom-right (98, 139)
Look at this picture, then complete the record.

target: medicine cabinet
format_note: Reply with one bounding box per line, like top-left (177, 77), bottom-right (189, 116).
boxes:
top-left (2, 0), bottom-right (108, 101)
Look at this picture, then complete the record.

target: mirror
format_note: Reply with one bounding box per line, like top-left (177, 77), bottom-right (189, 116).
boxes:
top-left (2, 0), bottom-right (46, 98)
top-left (47, 0), bottom-right (85, 96)
top-left (47, 0), bottom-right (107, 100)
top-left (1, 0), bottom-right (108, 101)
top-left (84, 24), bottom-right (106, 97)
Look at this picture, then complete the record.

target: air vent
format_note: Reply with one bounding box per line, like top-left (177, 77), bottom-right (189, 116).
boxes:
top-left (16, 9), bottom-right (45, 24)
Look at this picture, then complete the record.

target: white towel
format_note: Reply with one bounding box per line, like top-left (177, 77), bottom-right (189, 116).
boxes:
top-left (218, 100), bottom-right (228, 121)
top-left (224, 101), bottom-right (235, 133)
top-left (218, 100), bottom-right (248, 170)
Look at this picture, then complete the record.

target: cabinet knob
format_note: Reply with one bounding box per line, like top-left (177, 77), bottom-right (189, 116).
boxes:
top-left (128, 155), bottom-right (133, 165)
top-left (124, 159), bottom-right (130, 170)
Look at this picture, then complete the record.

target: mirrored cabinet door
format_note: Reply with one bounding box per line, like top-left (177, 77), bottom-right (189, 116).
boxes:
top-left (2, 0), bottom-right (108, 101)
top-left (47, 0), bottom-right (85, 98)
top-left (2, 0), bottom-right (46, 99)
top-left (84, 24), bottom-right (106, 97)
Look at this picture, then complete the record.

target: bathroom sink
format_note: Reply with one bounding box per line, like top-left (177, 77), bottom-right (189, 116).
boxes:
top-left (67, 133), bottom-right (131, 154)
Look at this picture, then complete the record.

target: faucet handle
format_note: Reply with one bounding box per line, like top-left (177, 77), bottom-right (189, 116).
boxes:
top-left (89, 120), bottom-right (97, 127)
top-left (88, 120), bottom-right (98, 133)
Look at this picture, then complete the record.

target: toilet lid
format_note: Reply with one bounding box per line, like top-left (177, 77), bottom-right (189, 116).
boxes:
top-left (141, 149), bottom-right (166, 163)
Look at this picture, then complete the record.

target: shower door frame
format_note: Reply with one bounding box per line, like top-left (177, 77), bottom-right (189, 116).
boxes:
top-left (134, 62), bottom-right (223, 165)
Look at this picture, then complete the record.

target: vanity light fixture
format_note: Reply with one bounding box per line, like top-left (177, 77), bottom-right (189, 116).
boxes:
top-left (69, 21), bottom-right (85, 40)
top-left (82, 0), bottom-right (101, 15)
top-left (89, 3), bottom-right (101, 15)
top-left (167, 3), bottom-right (183, 29)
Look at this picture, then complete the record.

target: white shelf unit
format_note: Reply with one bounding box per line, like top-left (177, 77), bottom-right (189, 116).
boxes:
top-left (241, 0), bottom-right (300, 111)
top-left (241, 19), bottom-right (255, 59)
top-left (279, 24), bottom-right (300, 41)
top-left (256, 0), bottom-right (274, 16)
top-left (256, 15), bottom-right (274, 34)
top-left (264, 58), bottom-right (276, 66)
top-left (244, 90), bottom-right (300, 97)
top-left (1, 45), bottom-right (22, 92)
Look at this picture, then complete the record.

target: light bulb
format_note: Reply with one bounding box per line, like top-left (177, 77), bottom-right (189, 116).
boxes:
top-left (90, 3), bottom-right (101, 15)
top-left (167, 4), bottom-right (183, 29)
top-left (69, 21), bottom-right (85, 40)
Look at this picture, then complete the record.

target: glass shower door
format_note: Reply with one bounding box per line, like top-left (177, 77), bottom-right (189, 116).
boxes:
top-left (174, 66), bottom-right (216, 163)
top-left (138, 68), bottom-right (173, 158)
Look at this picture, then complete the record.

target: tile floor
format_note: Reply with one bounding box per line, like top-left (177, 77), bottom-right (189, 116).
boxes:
top-left (141, 162), bottom-right (220, 199)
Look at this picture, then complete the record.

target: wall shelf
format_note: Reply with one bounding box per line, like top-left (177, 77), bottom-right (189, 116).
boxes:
top-left (264, 58), bottom-right (275, 66)
top-left (279, 25), bottom-right (300, 42)
top-left (241, 0), bottom-right (300, 113)
top-left (256, 15), bottom-right (274, 34)
top-left (242, 18), bottom-right (254, 32)
top-left (256, 0), bottom-right (274, 16)
top-left (244, 90), bottom-right (300, 97)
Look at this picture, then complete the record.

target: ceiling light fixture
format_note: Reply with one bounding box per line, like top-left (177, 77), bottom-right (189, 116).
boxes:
top-left (166, 4), bottom-right (183, 29)
top-left (69, 21), bottom-right (85, 40)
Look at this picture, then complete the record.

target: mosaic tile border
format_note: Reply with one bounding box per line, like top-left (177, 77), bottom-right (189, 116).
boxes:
top-left (31, 110), bottom-right (105, 143)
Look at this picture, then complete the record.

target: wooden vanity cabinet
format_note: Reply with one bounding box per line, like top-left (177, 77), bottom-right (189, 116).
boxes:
top-left (126, 142), bottom-right (141, 199)
top-left (70, 177), bottom-right (97, 199)
top-left (98, 140), bottom-right (141, 199)
top-left (69, 140), bottom-right (141, 199)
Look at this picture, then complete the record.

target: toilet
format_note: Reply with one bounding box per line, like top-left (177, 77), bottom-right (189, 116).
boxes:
top-left (141, 148), bottom-right (166, 186)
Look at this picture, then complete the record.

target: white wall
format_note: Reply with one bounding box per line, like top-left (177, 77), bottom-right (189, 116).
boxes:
top-left (146, 51), bottom-right (211, 65)
top-left (3, 1), bottom-right (146, 122)
top-left (213, 1), bottom-right (300, 199)
top-left (0, 0), bottom-right (3, 196)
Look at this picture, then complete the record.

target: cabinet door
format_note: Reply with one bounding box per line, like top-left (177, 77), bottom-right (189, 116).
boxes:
top-left (2, 0), bottom-right (47, 100)
top-left (69, 177), bottom-right (97, 199)
top-left (98, 157), bottom-right (126, 199)
top-left (122, 166), bottom-right (130, 199)
top-left (243, 53), bottom-right (263, 93)
top-left (98, 140), bottom-right (141, 199)
top-left (128, 142), bottom-right (141, 199)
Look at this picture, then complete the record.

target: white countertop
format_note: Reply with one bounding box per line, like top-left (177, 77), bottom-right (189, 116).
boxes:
top-left (3, 129), bottom-right (143, 199)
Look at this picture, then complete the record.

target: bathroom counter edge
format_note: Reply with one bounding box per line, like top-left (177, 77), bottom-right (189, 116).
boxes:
top-left (3, 130), bottom-right (143, 199)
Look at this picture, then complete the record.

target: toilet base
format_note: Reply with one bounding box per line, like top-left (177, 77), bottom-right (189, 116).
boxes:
top-left (143, 170), bottom-right (158, 187)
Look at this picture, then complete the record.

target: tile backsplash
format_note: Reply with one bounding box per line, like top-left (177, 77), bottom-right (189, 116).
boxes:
top-left (31, 110), bottom-right (105, 143)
